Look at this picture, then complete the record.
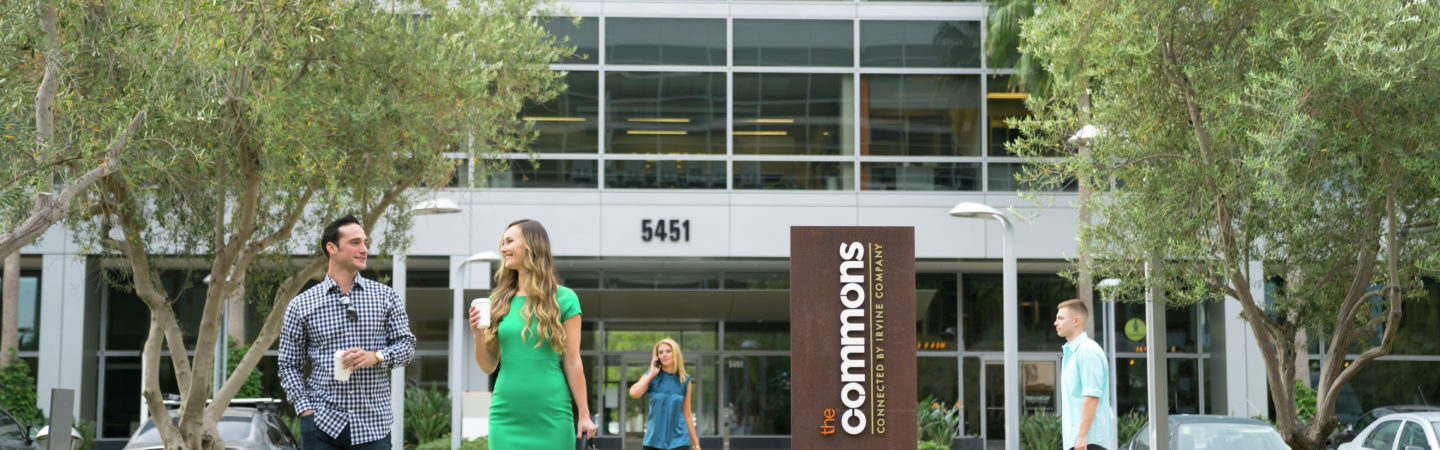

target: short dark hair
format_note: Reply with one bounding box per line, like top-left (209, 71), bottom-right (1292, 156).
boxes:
top-left (1058, 299), bottom-right (1089, 321)
top-left (319, 215), bottom-right (362, 258)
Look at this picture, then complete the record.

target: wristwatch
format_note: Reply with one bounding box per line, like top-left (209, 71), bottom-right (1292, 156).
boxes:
top-left (375, 350), bottom-right (386, 365)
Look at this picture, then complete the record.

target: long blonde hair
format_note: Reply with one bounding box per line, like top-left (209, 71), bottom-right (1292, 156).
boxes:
top-left (485, 219), bottom-right (566, 354)
top-left (654, 338), bottom-right (688, 381)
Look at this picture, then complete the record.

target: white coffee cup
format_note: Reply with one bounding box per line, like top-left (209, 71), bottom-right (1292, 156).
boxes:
top-left (471, 297), bottom-right (491, 328)
top-left (334, 350), bottom-right (351, 382)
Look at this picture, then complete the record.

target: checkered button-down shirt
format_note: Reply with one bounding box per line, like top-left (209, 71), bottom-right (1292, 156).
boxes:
top-left (278, 272), bottom-right (415, 444)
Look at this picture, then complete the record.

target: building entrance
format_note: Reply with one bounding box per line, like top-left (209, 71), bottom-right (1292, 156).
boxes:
top-left (981, 357), bottom-right (1059, 443)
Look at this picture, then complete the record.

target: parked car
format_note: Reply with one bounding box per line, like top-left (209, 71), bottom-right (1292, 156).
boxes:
top-left (123, 399), bottom-right (297, 450)
top-left (1330, 406), bottom-right (1440, 450)
top-left (0, 407), bottom-right (40, 450)
top-left (1336, 411), bottom-right (1440, 450)
top-left (1119, 415), bottom-right (1291, 450)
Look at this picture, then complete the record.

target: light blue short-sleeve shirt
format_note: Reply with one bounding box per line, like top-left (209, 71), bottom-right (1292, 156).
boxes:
top-left (1061, 333), bottom-right (1115, 449)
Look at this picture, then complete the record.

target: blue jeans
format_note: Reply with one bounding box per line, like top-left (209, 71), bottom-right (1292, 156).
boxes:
top-left (300, 415), bottom-right (390, 450)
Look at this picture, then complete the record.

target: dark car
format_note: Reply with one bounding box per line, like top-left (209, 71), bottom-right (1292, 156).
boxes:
top-left (1120, 415), bottom-right (1291, 450)
top-left (1329, 406), bottom-right (1440, 450)
top-left (0, 407), bottom-right (40, 450)
top-left (122, 399), bottom-right (297, 450)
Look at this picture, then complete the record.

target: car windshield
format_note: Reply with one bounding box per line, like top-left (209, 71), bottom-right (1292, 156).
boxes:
top-left (130, 415), bottom-right (252, 443)
top-left (1177, 422), bottom-right (1290, 450)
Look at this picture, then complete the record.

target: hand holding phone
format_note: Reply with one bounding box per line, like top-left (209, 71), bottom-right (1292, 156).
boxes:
top-left (653, 357), bottom-right (661, 370)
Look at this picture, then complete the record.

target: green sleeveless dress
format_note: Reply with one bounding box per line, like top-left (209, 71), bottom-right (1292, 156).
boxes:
top-left (488, 286), bottom-right (581, 449)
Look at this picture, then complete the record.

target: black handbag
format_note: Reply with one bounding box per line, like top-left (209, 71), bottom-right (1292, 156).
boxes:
top-left (577, 434), bottom-right (597, 450)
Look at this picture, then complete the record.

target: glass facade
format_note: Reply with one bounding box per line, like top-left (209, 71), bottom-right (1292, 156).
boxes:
top-left (481, 16), bottom-right (1038, 192)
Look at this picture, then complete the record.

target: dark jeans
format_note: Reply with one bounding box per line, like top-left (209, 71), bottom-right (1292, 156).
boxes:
top-left (644, 447), bottom-right (690, 450)
top-left (300, 415), bottom-right (390, 450)
top-left (1061, 445), bottom-right (1107, 450)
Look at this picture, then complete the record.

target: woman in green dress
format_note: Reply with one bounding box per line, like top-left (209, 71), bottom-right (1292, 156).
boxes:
top-left (470, 219), bottom-right (597, 449)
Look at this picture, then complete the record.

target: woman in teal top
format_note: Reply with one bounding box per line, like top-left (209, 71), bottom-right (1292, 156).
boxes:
top-left (470, 219), bottom-right (596, 449)
top-left (629, 338), bottom-right (700, 450)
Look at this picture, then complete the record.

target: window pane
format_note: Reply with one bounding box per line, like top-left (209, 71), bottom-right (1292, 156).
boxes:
top-left (724, 355), bottom-right (790, 435)
top-left (862, 162), bottom-right (980, 191)
top-left (988, 163), bottom-right (1077, 192)
top-left (917, 274), bottom-right (958, 349)
top-left (987, 75), bottom-right (1030, 156)
top-left (1394, 279), bottom-right (1440, 355)
top-left (541, 17), bottom-right (598, 64)
top-left (733, 73), bottom-right (854, 156)
top-left (604, 323), bottom-right (718, 352)
top-left (485, 159), bottom-right (598, 188)
top-left (919, 356), bottom-right (959, 406)
top-left (1114, 357), bottom-right (1202, 415)
top-left (1113, 302), bottom-right (1198, 353)
top-left (1344, 360), bottom-right (1440, 417)
top-left (606, 18), bottom-right (725, 65)
top-left (603, 160), bottom-right (726, 189)
top-left (522, 71), bottom-right (599, 153)
top-left (404, 355), bottom-right (451, 389)
top-left (733, 161), bottom-right (853, 190)
top-left (961, 274), bottom-right (1073, 352)
top-left (607, 72), bottom-right (726, 155)
top-left (723, 272), bottom-right (789, 290)
top-left (603, 272), bottom-right (720, 289)
top-left (725, 322), bottom-right (790, 351)
top-left (734, 20), bottom-right (853, 67)
top-left (861, 21), bottom-right (980, 68)
top-left (863, 75), bottom-right (982, 156)
top-left (14, 273), bottom-right (40, 351)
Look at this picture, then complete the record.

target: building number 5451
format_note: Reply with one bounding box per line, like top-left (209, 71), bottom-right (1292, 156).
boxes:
top-left (641, 219), bottom-right (690, 242)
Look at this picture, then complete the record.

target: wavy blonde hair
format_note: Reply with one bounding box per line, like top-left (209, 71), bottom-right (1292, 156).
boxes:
top-left (654, 338), bottom-right (688, 381)
top-left (485, 219), bottom-right (567, 354)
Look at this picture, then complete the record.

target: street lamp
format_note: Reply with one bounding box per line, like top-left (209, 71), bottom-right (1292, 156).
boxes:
top-left (413, 197), bottom-right (462, 215)
top-left (451, 250), bottom-right (500, 449)
top-left (949, 201), bottom-right (1019, 450)
top-left (1097, 278), bottom-right (1120, 413)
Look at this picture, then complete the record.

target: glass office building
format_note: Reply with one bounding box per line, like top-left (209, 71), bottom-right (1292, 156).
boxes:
top-left (11, 2), bottom-right (1440, 449)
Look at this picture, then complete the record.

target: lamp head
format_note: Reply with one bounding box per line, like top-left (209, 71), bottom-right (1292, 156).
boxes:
top-left (466, 250), bottom-right (501, 264)
top-left (949, 202), bottom-right (1011, 222)
top-left (412, 198), bottom-right (461, 215)
top-left (1097, 278), bottom-right (1121, 289)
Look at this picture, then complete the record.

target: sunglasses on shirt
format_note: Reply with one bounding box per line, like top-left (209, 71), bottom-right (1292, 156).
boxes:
top-left (338, 295), bottom-right (358, 322)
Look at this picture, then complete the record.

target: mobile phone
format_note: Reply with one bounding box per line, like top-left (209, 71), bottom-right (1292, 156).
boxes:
top-left (653, 358), bottom-right (660, 368)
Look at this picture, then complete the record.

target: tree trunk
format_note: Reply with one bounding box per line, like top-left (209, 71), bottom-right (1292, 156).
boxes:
top-left (1, 252), bottom-right (18, 365)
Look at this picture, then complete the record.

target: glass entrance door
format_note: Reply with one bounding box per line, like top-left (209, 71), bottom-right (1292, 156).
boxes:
top-left (983, 358), bottom-right (1059, 442)
top-left (620, 354), bottom-right (701, 449)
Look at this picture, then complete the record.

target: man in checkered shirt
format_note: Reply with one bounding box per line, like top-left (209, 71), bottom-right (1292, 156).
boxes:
top-left (280, 216), bottom-right (416, 449)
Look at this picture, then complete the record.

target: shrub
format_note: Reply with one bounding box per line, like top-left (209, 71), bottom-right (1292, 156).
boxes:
top-left (918, 395), bottom-right (963, 444)
top-left (405, 384), bottom-right (451, 446)
top-left (1019, 412), bottom-right (1061, 450)
top-left (918, 440), bottom-right (951, 450)
top-left (417, 435), bottom-right (488, 450)
top-left (0, 353), bottom-right (43, 426)
top-left (1118, 410), bottom-right (1146, 444)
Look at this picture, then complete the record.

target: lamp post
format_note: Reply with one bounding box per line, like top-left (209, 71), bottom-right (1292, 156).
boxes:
top-left (450, 250), bottom-right (500, 449)
top-left (950, 201), bottom-right (1019, 450)
top-left (411, 197), bottom-right (471, 450)
top-left (1096, 278), bottom-right (1120, 416)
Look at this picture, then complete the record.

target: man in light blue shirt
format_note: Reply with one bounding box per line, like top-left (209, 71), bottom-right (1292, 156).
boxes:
top-left (1055, 299), bottom-right (1115, 450)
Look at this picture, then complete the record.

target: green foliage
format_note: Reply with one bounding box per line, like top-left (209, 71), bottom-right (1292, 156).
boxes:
top-left (918, 440), bottom-right (951, 450)
top-left (918, 395), bottom-right (964, 444)
top-left (73, 418), bottom-right (95, 450)
top-left (1117, 411), bottom-right (1146, 444)
top-left (0, 354), bottom-right (42, 426)
top-left (1295, 379), bottom-right (1318, 426)
top-left (226, 337), bottom-right (263, 399)
top-left (1012, 0), bottom-right (1440, 444)
top-left (1019, 412), bottom-right (1061, 450)
top-left (405, 384), bottom-right (451, 447)
top-left (417, 435), bottom-right (488, 450)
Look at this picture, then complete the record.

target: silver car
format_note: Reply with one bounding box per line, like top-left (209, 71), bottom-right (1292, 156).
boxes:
top-left (123, 400), bottom-right (297, 450)
top-left (1337, 411), bottom-right (1440, 450)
